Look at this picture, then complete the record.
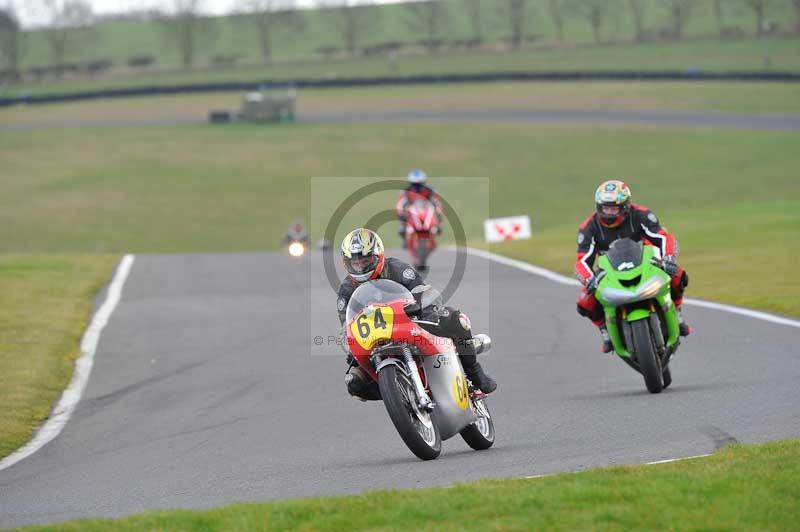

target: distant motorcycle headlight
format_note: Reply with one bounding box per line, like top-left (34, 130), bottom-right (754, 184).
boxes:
top-left (288, 242), bottom-right (305, 257)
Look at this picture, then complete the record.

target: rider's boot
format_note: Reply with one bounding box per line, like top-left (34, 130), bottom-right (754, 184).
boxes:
top-left (459, 339), bottom-right (497, 393)
top-left (464, 362), bottom-right (497, 394)
top-left (676, 306), bottom-right (692, 337)
top-left (345, 365), bottom-right (381, 401)
top-left (599, 325), bottom-right (613, 353)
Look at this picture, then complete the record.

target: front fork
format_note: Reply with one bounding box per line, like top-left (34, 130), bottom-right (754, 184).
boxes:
top-left (373, 346), bottom-right (433, 412)
top-left (401, 346), bottom-right (434, 411)
top-left (606, 295), bottom-right (680, 359)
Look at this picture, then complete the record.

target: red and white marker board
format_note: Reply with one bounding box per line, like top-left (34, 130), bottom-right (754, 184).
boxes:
top-left (483, 215), bottom-right (532, 243)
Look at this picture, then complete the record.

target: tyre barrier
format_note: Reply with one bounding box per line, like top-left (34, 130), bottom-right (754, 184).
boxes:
top-left (3, 70), bottom-right (800, 108)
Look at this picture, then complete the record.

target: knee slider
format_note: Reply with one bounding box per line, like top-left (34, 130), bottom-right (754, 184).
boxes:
top-left (577, 303), bottom-right (593, 318)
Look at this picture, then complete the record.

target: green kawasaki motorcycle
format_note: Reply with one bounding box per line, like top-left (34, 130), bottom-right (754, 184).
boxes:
top-left (594, 238), bottom-right (681, 393)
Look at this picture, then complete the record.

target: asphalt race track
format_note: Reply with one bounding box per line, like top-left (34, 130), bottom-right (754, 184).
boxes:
top-left (2, 109), bottom-right (800, 131)
top-left (1, 249), bottom-right (799, 528)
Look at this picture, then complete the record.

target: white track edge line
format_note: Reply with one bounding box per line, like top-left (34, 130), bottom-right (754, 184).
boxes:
top-left (522, 453), bottom-right (713, 480)
top-left (0, 254), bottom-right (135, 472)
top-left (456, 246), bottom-right (800, 329)
top-left (646, 453), bottom-right (712, 465)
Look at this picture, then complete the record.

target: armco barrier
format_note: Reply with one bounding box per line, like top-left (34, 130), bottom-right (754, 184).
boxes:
top-left (2, 70), bottom-right (800, 108)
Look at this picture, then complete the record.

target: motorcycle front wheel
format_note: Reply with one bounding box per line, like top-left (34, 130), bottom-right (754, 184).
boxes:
top-left (378, 364), bottom-right (441, 460)
top-left (631, 319), bottom-right (663, 394)
top-left (417, 237), bottom-right (429, 271)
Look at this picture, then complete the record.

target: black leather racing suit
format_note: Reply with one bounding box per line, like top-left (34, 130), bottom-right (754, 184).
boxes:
top-left (337, 258), bottom-right (478, 399)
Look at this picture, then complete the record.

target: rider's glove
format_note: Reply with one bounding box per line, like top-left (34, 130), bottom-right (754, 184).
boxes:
top-left (585, 272), bottom-right (604, 294)
top-left (662, 255), bottom-right (679, 277)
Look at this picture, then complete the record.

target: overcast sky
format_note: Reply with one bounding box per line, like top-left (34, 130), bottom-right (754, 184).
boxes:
top-left (10, 0), bottom-right (407, 28)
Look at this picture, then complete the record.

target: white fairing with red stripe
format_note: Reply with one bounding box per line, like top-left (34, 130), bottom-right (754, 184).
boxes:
top-left (406, 200), bottom-right (438, 233)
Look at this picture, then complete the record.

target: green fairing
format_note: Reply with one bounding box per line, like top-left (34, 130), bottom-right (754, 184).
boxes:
top-left (595, 245), bottom-right (680, 359)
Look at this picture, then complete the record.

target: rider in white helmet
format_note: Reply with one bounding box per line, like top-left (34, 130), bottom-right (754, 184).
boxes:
top-left (396, 169), bottom-right (443, 243)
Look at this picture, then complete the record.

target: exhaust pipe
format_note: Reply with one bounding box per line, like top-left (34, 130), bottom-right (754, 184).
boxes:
top-left (473, 333), bottom-right (492, 355)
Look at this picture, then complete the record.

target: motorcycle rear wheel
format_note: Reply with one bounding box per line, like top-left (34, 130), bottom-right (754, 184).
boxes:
top-left (631, 319), bottom-right (663, 394)
top-left (459, 396), bottom-right (495, 450)
top-left (378, 364), bottom-right (441, 460)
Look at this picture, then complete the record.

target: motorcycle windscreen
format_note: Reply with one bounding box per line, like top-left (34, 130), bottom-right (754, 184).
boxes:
top-left (345, 279), bottom-right (415, 324)
top-left (606, 238), bottom-right (644, 271)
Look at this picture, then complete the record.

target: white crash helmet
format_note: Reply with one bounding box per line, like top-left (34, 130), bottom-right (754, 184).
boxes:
top-left (407, 169), bottom-right (427, 184)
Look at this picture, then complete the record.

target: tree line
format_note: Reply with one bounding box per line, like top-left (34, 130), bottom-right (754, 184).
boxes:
top-left (2, 0), bottom-right (799, 81)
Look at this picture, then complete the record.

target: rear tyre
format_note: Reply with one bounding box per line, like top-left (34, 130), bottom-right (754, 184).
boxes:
top-left (662, 367), bottom-right (672, 389)
top-left (378, 364), bottom-right (441, 460)
top-left (631, 319), bottom-right (663, 394)
top-left (460, 396), bottom-right (495, 450)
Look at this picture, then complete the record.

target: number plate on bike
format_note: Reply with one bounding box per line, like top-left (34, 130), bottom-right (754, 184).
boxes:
top-left (351, 306), bottom-right (395, 350)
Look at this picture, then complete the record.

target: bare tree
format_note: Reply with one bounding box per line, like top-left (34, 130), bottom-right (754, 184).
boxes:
top-left (240, 0), bottom-right (305, 62)
top-left (739, 0), bottom-right (777, 36)
top-left (405, 0), bottom-right (448, 53)
top-left (42, 0), bottom-right (95, 68)
top-left (566, 0), bottom-right (619, 44)
top-left (465, 0), bottom-right (483, 41)
top-left (0, 4), bottom-right (23, 76)
top-left (712, 0), bottom-right (726, 36)
top-left (327, 0), bottom-right (380, 56)
top-left (504, 0), bottom-right (532, 50)
top-left (657, 0), bottom-right (695, 39)
top-left (548, 0), bottom-right (568, 42)
top-left (628, 0), bottom-right (647, 42)
top-left (792, 0), bottom-right (800, 34)
top-left (160, 0), bottom-right (215, 69)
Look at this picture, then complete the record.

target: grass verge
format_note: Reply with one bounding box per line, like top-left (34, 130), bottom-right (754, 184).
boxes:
top-left (13, 439), bottom-right (800, 531)
top-left (0, 254), bottom-right (119, 458)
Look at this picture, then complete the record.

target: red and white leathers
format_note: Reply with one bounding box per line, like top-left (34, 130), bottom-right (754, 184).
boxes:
top-left (575, 203), bottom-right (689, 325)
top-left (396, 183), bottom-right (443, 228)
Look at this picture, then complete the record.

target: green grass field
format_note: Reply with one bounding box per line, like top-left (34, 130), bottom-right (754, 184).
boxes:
top-left (12, 439), bottom-right (800, 531)
top-left (1, 122), bottom-right (798, 310)
top-left (11, 36), bottom-right (800, 97)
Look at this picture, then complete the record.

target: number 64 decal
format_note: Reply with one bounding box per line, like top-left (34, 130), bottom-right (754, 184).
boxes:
top-left (351, 307), bottom-right (395, 350)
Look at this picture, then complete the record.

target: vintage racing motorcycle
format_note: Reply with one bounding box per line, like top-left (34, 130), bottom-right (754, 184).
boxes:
top-left (345, 279), bottom-right (494, 460)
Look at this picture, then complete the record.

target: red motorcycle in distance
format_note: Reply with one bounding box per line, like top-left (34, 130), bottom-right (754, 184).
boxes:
top-left (345, 279), bottom-right (494, 460)
top-left (401, 199), bottom-right (439, 273)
